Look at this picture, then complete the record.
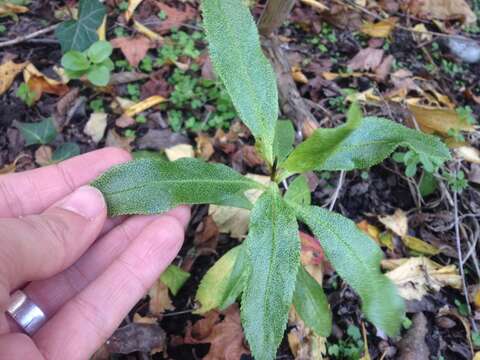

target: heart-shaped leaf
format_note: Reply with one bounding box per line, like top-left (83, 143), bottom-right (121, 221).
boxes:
top-left (16, 118), bottom-right (57, 146)
top-left (52, 142), bottom-right (81, 162)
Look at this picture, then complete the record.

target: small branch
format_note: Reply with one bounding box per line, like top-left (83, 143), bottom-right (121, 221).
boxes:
top-left (0, 24), bottom-right (58, 49)
top-left (329, 170), bottom-right (345, 211)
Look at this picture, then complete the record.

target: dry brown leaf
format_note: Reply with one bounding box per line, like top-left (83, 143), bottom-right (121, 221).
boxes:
top-left (148, 280), bottom-right (174, 315)
top-left (133, 20), bottom-right (163, 42)
top-left (408, 104), bottom-right (476, 135)
top-left (23, 64), bottom-right (69, 102)
top-left (0, 154), bottom-right (28, 174)
top-left (84, 112), bottom-right (108, 143)
top-left (123, 95), bottom-right (166, 117)
top-left (348, 48), bottom-right (384, 71)
top-left (385, 257), bottom-right (462, 300)
top-left (154, 3), bottom-right (197, 33)
top-left (209, 174), bottom-right (270, 239)
top-left (288, 311), bottom-right (327, 360)
top-left (195, 133), bottom-right (215, 160)
top-left (455, 146), bottom-right (480, 164)
top-left (406, 0), bottom-right (477, 25)
top-left (0, 60), bottom-right (27, 96)
top-left (357, 220), bottom-right (381, 243)
top-left (133, 313), bottom-right (158, 325)
top-left (34, 145), bottom-right (52, 166)
top-left (360, 17), bottom-right (397, 38)
top-left (403, 235), bottom-right (440, 255)
top-left (292, 65), bottom-right (309, 84)
top-left (165, 144), bottom-right (194, 161)
top-left (0, 3), bottom-right (28, 16)
top-left (379, 209), bottom-right (408, 238)
top-left (111, 36), bottom-right (153, 67)
top-left (125, 0), bottom-right (143, 22)
top-left (105, 129), bottom-right (134, 152)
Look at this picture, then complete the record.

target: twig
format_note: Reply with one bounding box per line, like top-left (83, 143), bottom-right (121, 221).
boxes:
top-left (329, 170), bottom-right (345, 211)
top-left (0, 24), bottom-right (58, 49)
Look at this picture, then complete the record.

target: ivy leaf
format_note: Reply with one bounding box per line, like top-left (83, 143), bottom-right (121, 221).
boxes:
top-left (195, 245), bottom-right (246, 314)
top-left (55, 0), bottom-right (106, 52)
top-left (92, 158), bottom-right (263, 216)
top-left (52, 142), bottom-right (81, 162)
top-left (290, 203), bottom-right (405, 336)
top-left (282, 106), bottom-right (450, 173)
top-left (293, 265), bottom-right (332, 337)
top-left (160, 265), bottom-right (190, 296)
top-left (273, 120), bottom-right (295, 163)
top-left (201, 0), bottom-right (278, 164)
top-left (242, 186), bottom-right (300, 360)
top-left (16, 118), bottom-right (57, 146)
top-left (284, 175), bottom-right (311, 206)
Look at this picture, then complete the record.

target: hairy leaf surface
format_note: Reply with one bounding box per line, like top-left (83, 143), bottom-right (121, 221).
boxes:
top-left (55, 0), bottom-right (106, 52)
top-left (293, 266), bottom-right (332, 337)
top-left (92, 158), bottom-right (263, 216)
top-left (284, 175), bottom-right (311, 206)
top-left (273, 120), bottom-right (295, 163)
top-left (242, 186), bottom-right (300, 360)
top-left (282, 116), bottom-right (450, 173)
top-left (291, 203), bottom-right (405, 336)
top-left (201, 0), bottom-right (278, 164)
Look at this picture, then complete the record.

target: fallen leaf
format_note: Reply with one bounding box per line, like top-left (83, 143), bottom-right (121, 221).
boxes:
top-left (97, 16), bottom-right (107, 40)
top-left (292, 65), bottom-right (309, 84)
top-left (348, 48), bottom-right (384, 71)
top-left (0, 60), bottom-right (27, 96)
top-left (360, 17), bottom-right (397, 38)
top-left (184, 304), bottom-right (250, 360)
top-left (125, 0), bottom-right (143, 22)
top-left (111, 36), bottom-right (153, 67)
top-left (133, 20), bottom-right (163, 42)
top-left (115, 115), bottom-right (136, 128)
top-left (105, 323), bottom-right (166, 354)
top-left (165, 144), bottom-right (194, 161)
top-left (0, 154), bottom-right (28, 175)
top-left (408, 104), bottom-right (476, 135)
top-left (105, 129), bottom-right (134, 152)
top-left (153, 2), bottom-right (197, 33)
top-left (195, 133), bottom-right (215, 160)
top-left (379, 209), bottom-right (408, 238)
top-left (123, 95), bottom-right (166, 117)
top-left (34, 145), bottom-right (53, 166)
top-left (406, 0), bottom-right (477, 25)
top-left (455, 146), bottom-right (480, 164)
top-left (357, 220), bottom-right (381, 243)
top-left (385, 257), bottom-right (462, 300)
top-left (148, 280), bottom-right (174, 315)
top-left (0, 3), bottom-right (29, 17)
top-left (403, 235), bottom-right (440, 255)
top-left (137, 129), bottom-right (189, 151)
top-left (398, 313), bottom-right (430, 360)
top-left (194, 215), bottom-right (219, 252)
top-left (242, 145), bottom-right (264, 167)
top-left (209, 174), bottom-right (270, 239)
top-left (23, 64), bottom-right (69, 102)
top-left (288, 313), bottom-right (327, 360)
top-left (84, 112), bottom-right (108, 143)
top-left (133, 313), bottom-right (158, 325)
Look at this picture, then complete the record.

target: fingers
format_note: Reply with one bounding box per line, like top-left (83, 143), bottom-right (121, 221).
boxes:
top-left (0, 186), bottom-right (107, 291)
top-left (34, 215), bottom-right (185, 360)
top-left (0, 333), bottom-right (44, 360)
top-left (23, 206), bottom-right (190, 318)
top-left (0, 147), bottom-right (131, 218)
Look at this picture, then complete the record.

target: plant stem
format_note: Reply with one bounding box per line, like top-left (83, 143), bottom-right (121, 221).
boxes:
top-left (258, 0), bottom-right (295, 36)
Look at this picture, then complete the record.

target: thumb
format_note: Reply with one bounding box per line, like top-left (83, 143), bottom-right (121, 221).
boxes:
top-left (0, 186), bottom-right (107, 291)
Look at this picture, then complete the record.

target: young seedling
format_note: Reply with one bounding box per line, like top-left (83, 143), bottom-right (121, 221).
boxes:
top-left (61, 40), bottom-right (114, 87)
top-left (92, 1), bottom-right (451, 359)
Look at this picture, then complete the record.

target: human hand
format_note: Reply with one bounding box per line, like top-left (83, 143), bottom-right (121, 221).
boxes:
top-left (0, 148), bottom-right (190, 360)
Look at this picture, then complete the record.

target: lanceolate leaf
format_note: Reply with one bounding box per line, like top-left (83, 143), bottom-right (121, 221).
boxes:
top-left (282, 115), bottom-right (450, 174)
top-left (16, 118), bottom-right (57, 146)
top-left (201, 0), bottom-right (278, 164)
top-left (284, 175), bottom-right (311, 206)
top-left (92, 158), bottom-right (263, 216)
top-left (273, 120), bottom-right (295, 163)
top-left (293, 266), bottom-right (332, 337)
top-left (195, 245), bottom-right (246, 314)
top-left (219, 244), bottom-right (249, 310)
top-left (55, 0), bottom-right (106, 52)
top-left (242, 186), bottom-right (300, 360)
top-left (290, 203), bottom-right (405, 336)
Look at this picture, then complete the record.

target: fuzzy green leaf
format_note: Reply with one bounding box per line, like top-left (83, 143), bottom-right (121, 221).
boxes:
top-left (282, 111), bottom-right (450, 174)
top-left (87, 40), bottom-right (112, 64)
top-left (293, 266), bottom-right (332, 337)
top-left (273, 120), bottom-right (295, 163)
top-left (290, 203), bottom-right (405, 336)
top-left (160, 265), bottom-right (190, 296)
top-left (92, 158), bottom-right (263, 216)
top-left (219, 244), bottom-right (248, 310)
top-left (87, 65), bottom-right (110, 86)
top-left (52, 142), bottom-right (81, 162)
top-left (201, 0), bottom-right (278, 164)
top-left (61, 51), bottom-right (90, 71)
top-left (16, 118), bottom-right (57, 146)
top-left (55, 0), bottom-right (106, 52)
top-left (242, 186), bottom-right (300, 360)
top-left (195, 245), bottom-right (245, 314)
top-left (284, 175), bottom-right (311, 206)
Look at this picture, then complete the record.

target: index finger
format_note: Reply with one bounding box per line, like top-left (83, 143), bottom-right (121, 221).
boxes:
top-left (0, 147), bottom-right (131, 218)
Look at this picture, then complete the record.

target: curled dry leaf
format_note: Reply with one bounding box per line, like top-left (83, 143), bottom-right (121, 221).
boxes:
top-left (23, 64), bottom-right (69, 102)
top-left (124, 0), bottom-right (143, 22)
top-left (0, 60), bottom-right (27, 96)
top-left (148, 280), bottom-right (174, 315)
top-left (34, 145), bottom-right (53, 166)
top-left (165, 144), bottom-right (195, 161)
top-left (405, 0), bottom-right (477, 25)
top-left (105, 129), bottom-right (134, 152)
top-left (379, 209), bottom-right (408, 238)
top-left (348, 48), bottom-right (384, 72)
top-left (154, 2), bottom-right (197, 33)
top-left (455, 146), bottom-right (480, 164)
top-left (133, 20), bottom-right (163, 42)
top-left (209, 174), bottom-right (271, 239)
top-left (84, 112), bottom-right (108, 143)
top-left (195, 133), bottom-right (215, 160)
top-left (105, 323), bottom-right (166, 355)
top-left (0, 3), bottom-right (29, 16)
top-left (360, 17), bottom-right (397, 38)
top-left (111, 36), bottom-right (154, 67)
top-left (385, 257), bottom-right (461, 300)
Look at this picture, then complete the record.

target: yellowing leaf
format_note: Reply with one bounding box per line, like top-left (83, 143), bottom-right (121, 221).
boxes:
top-left (125, 0), bottom-right (143, 22)
top-left (209, 174), bottom-right (271, 239)
top-left (97, 15), bottom-right (107, 40)
top-left (0, 3), bottom-right (29, 17)
top-left (455, 146), bottom-right (480, 164)
top-left (165, 144), bottom-right (194, 161)
top-left (0, 60), bottom-right (27, 95)
top-left (357, 220), bottom-right (381, 242)
top-left (292, 65), bottom-right (308, 84)
top-left (133, 20), bottom-right (163, 42)
top-left (385, 257), bottom-right (461, 300)
top-left (23, 64), bottom-right (69, 102)
top-left (408, 104), bottom-right (475, 135)
top-left (379, 209), bottom-right (408, 238)
top-left (360, 17), bottom-right (397, 38)
top-left (123, 95), bottom-right (166, 117)
top-left (379, 232), bottom-right (395, 251)
top-left (403, 235), bottom-right (440, 255)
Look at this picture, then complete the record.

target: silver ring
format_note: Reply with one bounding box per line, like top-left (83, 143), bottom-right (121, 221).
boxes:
top-left (6, 290), bottom-right (46, 335)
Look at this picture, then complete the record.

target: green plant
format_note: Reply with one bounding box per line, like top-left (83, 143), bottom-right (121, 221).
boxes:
top-left (91, 1), bottom-right (451, 359)
top-left (327, 325), bottom-right (364, 360)
top-left (61, 40), bottom-right (114, 86)
top-left (16, 83), bottom-right (37, 107)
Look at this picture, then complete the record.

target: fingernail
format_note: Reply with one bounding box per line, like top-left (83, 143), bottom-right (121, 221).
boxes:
top-left (57, 186), bottom-right (105, 220)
